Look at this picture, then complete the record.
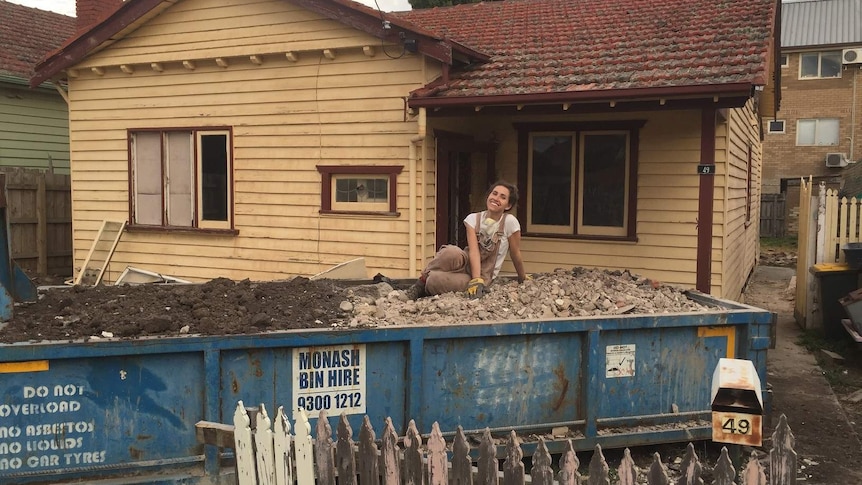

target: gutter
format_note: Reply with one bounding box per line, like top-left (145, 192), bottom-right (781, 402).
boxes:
top-left (408, 83), bottom-right (755, 108)
top-left (0, 74), bottom-right (56, 91)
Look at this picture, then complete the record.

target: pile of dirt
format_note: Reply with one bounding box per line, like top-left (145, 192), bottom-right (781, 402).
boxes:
top-left (0, 267), bottom-right (721, 343)
top-left (1, 277), bottom-right (348, 343)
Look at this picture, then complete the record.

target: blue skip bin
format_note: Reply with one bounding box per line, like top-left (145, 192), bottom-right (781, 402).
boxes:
top-left (0, 292), bottom-right (773, 484)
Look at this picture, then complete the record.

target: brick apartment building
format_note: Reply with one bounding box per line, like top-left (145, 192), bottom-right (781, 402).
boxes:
top-left (762, 0), bottom-right (862, 235)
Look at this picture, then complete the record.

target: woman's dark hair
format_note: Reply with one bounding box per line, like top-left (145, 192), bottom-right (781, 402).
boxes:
top-left (486, 180), bottom-right (519, 211)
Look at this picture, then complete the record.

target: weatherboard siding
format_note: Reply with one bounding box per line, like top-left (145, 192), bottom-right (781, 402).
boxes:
top-left (75, 0), bottom-right (374, 68)
top-left (0, 84), bottom-right (70, 173)
top-left (721, 100), bottom-right (761, 301)
top-left (66, 0), bottom-right (427, 282)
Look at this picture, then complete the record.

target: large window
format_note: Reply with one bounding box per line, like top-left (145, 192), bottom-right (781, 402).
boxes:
top-left (797, 119), bottom-right (839, 146)
top-left (517, 121), bottom-right (642, 239)
top-left (800, 51), bottom-right (841, 78)
top-left (130, 128), bottom-right (233, 229)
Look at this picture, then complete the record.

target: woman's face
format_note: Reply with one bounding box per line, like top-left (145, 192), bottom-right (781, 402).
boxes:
top-left (486, 185), bottom-right (512, 213)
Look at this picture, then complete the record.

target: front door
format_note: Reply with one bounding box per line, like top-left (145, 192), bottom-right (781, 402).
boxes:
top-left (435, 131), bottom-right (496, 249)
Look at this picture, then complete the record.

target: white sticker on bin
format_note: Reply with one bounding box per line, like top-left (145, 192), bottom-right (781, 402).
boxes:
top-left (292, 344), bottom-right (367, 418)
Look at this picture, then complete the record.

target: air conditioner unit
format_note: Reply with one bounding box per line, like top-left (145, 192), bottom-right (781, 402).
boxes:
top-left (826, 153), bottom-right (849, 168)
top-left (843, 48), bottom-right (862, 64)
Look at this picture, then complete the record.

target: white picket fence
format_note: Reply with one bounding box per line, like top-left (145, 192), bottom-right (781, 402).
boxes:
top-left (217, 401), bottom-right (798, 485)
top-left (795, 179), bottom-right (862, 327)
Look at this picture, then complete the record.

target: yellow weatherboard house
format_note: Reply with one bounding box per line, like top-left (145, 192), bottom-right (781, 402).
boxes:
top-left (32, 0), bottom-right (781, 300)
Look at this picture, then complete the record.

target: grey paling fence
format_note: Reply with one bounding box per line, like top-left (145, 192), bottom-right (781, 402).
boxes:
top-left (218, 401), bottom-right (797, 485)
top-left (760, 193), bottom-right (786, 238)
top-left (1, 168), bottom-right (72, 276)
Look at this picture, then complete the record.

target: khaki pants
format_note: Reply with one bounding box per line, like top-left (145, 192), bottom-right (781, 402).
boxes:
top-left (421, 245), bottom-right (472, 295)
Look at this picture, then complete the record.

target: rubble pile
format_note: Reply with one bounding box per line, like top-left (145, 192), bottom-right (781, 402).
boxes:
top-left (344, 267), bottom-right (718, 327)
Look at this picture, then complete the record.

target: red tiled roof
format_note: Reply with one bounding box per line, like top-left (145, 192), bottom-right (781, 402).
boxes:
top-left (394, 0), bottom-right (777, 101)
top-left (0, 1), bottom-right (75, 82)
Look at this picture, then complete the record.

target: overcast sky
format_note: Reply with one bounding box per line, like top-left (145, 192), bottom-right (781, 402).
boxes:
top-left (7, 0), bottom-right (413, 17)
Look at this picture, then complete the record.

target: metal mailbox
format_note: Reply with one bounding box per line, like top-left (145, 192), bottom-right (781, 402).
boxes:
top-left (0, 292), bottom-right (773, 484)
top-left (710, 357), bottom-right (763, 446)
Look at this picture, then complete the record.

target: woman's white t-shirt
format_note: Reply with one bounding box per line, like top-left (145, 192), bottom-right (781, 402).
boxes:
top-left (463, 211), bottom-right (522, 280)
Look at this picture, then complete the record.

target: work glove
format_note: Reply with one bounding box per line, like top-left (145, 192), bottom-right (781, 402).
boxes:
top-left (518, 274), bottom-right (533, 284)
top-left (465, 278), bottom-right (486, 299)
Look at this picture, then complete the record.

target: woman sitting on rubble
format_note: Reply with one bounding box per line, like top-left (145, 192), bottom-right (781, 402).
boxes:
top-left (406, 180), bottom-right (529, 299)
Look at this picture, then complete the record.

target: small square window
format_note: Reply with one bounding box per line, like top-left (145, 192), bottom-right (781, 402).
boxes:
top-left (780, 54), bottom-right (788, 67)
top-left (767, 120), bottom-right (785, 134)
top-left (317, 165), bottom-right (402, 215)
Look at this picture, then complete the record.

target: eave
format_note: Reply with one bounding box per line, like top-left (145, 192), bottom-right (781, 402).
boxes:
top-left (408, 82), bottom-right (757, 114)
top-left (30, 0), bottom-right (172, 88)
top-left (31, 0), bottom-right (491, 88)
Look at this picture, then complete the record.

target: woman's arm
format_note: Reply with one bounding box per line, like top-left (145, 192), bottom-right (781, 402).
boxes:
top-left (465, 222), bottom-right (482, 280)
top-left (508, 230), bottom-right (527, 282)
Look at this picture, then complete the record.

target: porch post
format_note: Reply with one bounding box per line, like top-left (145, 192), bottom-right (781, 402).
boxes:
top-left (696, 108), bottom-right (717, 293)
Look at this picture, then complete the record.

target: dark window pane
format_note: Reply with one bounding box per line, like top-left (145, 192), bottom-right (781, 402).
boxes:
top-left (336, 178), bottom-right (356, 202)
top-left (200, 134), bottom-right (228, 221)
top-left (822, 52), bottom-right (841, 77)
top-left (581, 134), bottom-right (627, 227)
top-left (367, 178), bottom-right (388, 201)
top-left (531, 136), bottom-right (572, 226)
top-left (800, 53), bottom-right (818, 77)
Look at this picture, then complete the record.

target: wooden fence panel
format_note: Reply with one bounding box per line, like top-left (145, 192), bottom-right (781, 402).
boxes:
top-left (294, 411), bottom-right (314, 485)
top-left (315, 412), bottom-right (335, 485)
top-left (795, 178), bottom-right (813, 326)
top-left (530, 439), bottom-right (553, 485)
top-left (273, 408), bottom-right (293, 485)
top-left (254, 406), bottom-right (276, 485)
top-left (760, 193), bottom-right (786, 238)
top-left (234, 401), bottom-right (256, 485)
top-left (221, 403), bottom-right (799, 485)
top-left (403, 421), bottom-right (422, 485)
top-left (1, 168), bottom-right (72, 277)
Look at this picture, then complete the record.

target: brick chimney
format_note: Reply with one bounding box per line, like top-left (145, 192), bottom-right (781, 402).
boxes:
top-left (76, 0), bottom-right (124, 31)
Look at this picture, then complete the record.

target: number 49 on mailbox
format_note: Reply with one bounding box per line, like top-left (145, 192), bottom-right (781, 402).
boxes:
top-left (710, 358), bottom-right (763, 447)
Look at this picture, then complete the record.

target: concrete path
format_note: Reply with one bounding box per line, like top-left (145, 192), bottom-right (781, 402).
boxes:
top-left (748, 265), bottom-right (862, 484)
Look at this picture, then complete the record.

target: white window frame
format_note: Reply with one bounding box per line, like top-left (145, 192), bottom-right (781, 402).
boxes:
top-left (767, 120), bottom-right (786, 134)
top-left (196, 130), bottom-right (232, 230)
top-left (796, 119), bottom-right (840, 146)
top-left (780, 54), bottom-right (788, 68)
top-left (799, 51), bottom-right (842, 79)
top-left (130, 128), bottom-right (233, 229)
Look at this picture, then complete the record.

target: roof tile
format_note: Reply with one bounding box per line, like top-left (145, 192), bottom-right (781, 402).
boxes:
top-left (0, 1), bottom-right (75, 81)
top-left (394, 0), bottom-right (777, 99)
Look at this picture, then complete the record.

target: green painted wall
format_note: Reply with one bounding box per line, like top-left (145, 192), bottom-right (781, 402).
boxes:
top-left (0, 80), bottom-right (69, 174)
